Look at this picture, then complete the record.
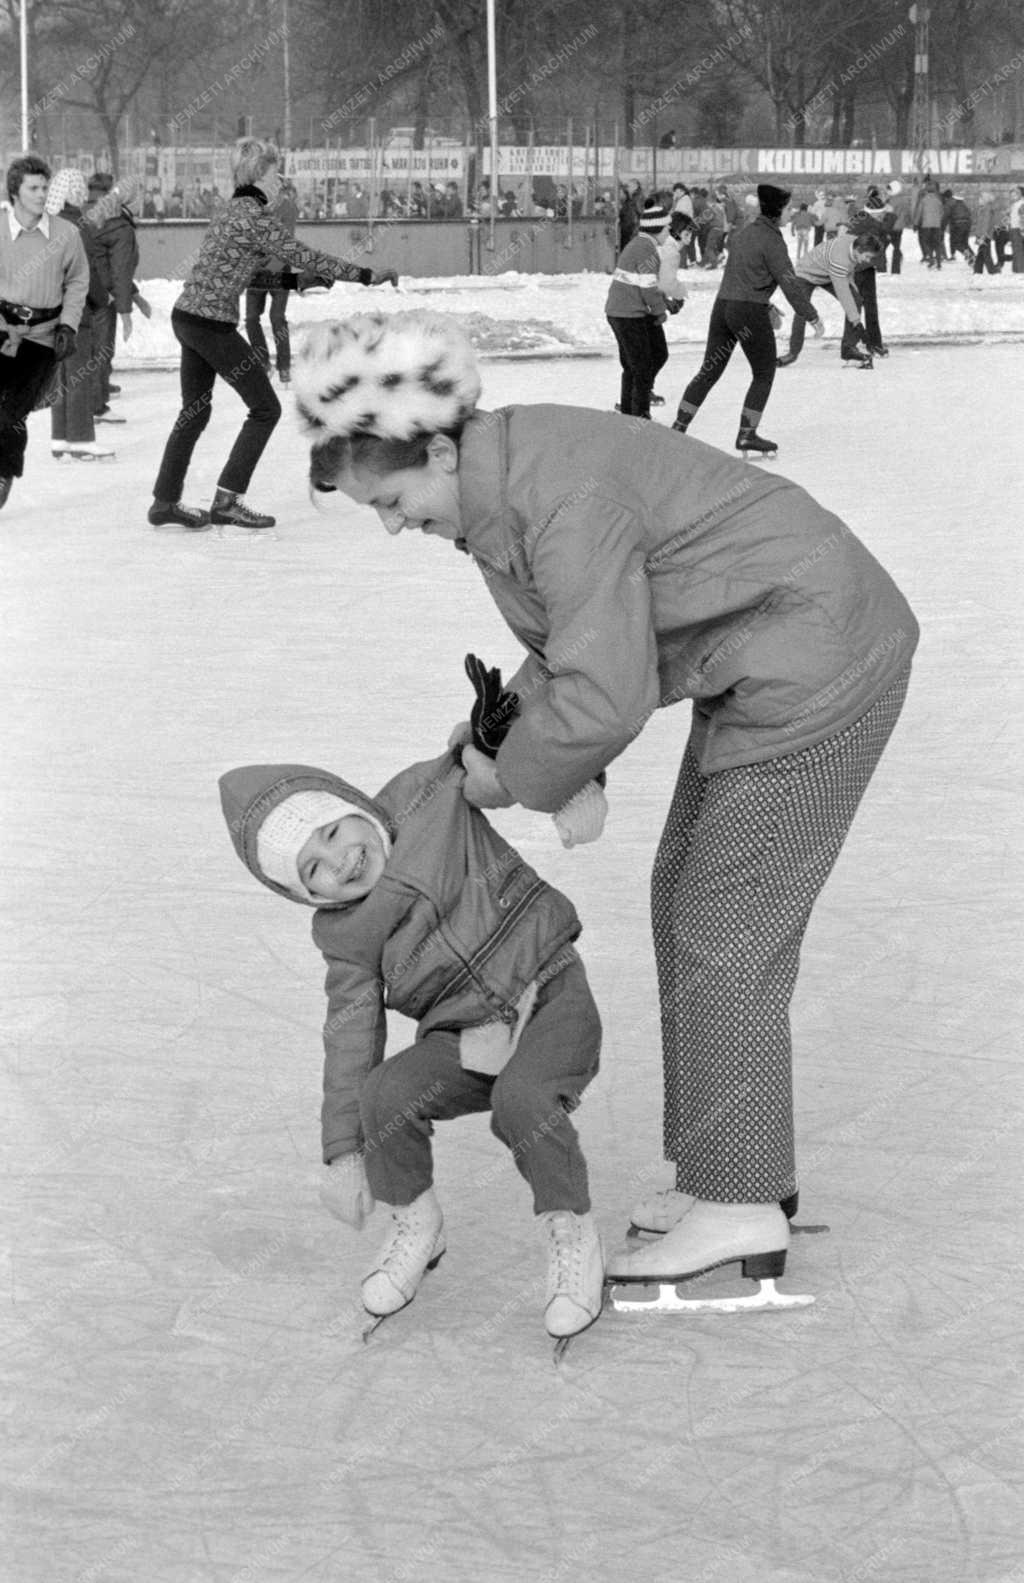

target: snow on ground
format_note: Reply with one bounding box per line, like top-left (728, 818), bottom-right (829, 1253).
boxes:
top-left (118, 261), bottom-right (1024, 364)
top-left (2, 323), bottom-right (1023, 1583)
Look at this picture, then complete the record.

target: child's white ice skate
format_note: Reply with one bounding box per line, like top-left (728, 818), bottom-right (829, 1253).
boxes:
top-left (361, 1187), bottom-right (445, 1337)
top-left (542, 1210), bottom-right (605, 1361)
top-left (606, 1200), bottom-right (815, 1316)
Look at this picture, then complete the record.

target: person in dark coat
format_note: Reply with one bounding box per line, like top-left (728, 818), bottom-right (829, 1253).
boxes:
top-left (671, 183), bottom-right (822, 456)
top-left (87, 171), bottom-right (151, 417)
top-left (296, 310), bottom-right (919, 1301)
top-left (244, 179), bottom-right (300, 385)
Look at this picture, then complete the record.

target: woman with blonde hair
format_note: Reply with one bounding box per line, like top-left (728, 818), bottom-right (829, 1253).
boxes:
top-left (149, 138), bottom-right (398, 531)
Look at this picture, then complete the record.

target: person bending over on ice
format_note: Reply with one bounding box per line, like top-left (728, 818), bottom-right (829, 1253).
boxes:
top-left (777, 232), bottom-right (882, 370)
top-left (218, 711), bottom-right (607, 1344)
top-left (296, 309), bottom-right (919, 1305)
top-left (149, 137), bottom-right (398, 533)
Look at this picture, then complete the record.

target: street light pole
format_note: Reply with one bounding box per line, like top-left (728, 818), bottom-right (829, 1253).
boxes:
top-left (909, 4), bottom-right (931, 172)
top-left (20, 0), bottom-right (30, 147)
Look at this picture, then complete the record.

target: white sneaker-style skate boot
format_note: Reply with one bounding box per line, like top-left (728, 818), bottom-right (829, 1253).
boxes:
top-left (542, 1210), bottom-right (605, 1339)
top-left (361, 1187), bottom-right (446, 1318)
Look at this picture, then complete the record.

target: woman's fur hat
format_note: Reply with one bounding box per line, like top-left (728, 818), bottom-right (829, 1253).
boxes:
top-left (293, 311), bottom-right (482, 440)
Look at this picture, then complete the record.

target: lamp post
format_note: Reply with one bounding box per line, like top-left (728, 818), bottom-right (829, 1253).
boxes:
top-left (908, 4), bottom-right (931, 172)
top-left (20, 0), bottom-right (30, 147)
top-left (486, 0), bottom-right (498, 253)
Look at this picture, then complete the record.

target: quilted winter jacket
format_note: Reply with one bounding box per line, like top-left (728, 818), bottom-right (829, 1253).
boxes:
top-left (219, 753), bottom-right (582, 1161)
top-left (454, 407), bottom-right (919, 812)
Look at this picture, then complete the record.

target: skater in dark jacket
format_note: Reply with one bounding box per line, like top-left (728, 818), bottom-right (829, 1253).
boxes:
top-left (671, 184), bottom-right (822, 457)
top-left (88, 171), bottom-right (150, 416)
top-left (219, 743), bottom-right (604, 1344)
top-left (297, 310), bottom-right (920, 1301)
top-left (149, 137), bottom-right (399, 533)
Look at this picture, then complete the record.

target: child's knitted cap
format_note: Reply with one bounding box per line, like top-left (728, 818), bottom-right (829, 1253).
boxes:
top-left (638, 201), bottom-right (669, 231)
top-left (256, 790), bottom-right (391, 898)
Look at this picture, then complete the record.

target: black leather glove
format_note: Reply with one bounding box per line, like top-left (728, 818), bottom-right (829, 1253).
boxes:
top-left (52, 325), bottom-right (77, 362)
top-left (464, 653), bottom-right (519, 758)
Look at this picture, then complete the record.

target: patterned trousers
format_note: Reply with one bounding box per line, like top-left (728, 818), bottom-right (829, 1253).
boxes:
top-left (651, 670), bottom-right (911, 1203)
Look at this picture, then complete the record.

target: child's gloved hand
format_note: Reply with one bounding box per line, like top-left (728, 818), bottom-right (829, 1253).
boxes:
top-left (320, 1153), bottom-right (375, 1229)
top-left (465, 653), bottom-right (519, 756)
top-left (553, 779), bottom-right (608, 848)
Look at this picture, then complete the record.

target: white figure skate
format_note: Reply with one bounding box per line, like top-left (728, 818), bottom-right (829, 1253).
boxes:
top-left (606, 1200), bottom-right (815, 1316)
top-left (361, 1187), bottom-right (445, 1338)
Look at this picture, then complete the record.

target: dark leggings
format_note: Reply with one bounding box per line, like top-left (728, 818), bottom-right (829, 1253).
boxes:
top-left (244, 285), bottom-right (292, 374)
top-left (678, 298), bottom-right (777, 425)
top-left (152, 311), bottom-right (282, 502)
top-left (607, 316), bottom-right (669, 418)
top-left (787, 280), bottom-right (866, 360)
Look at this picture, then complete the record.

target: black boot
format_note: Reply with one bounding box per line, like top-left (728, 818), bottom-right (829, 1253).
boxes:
top-left (736, 425), bottom-right (778, 457)
top-left (865, 342), bottom-right (889, 357)
top-left (671, 411), bottom-right (693, 434)
top-left (841, 350), bottom-right (874, 369)
top-left (210, 488), bottom-right (276, 529)
top-left (775, 351), bottom-right (799, 367)
top-left (148, 498), bottom-right (211, 530)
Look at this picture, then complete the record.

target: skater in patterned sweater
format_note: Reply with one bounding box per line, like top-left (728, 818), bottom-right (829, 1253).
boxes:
top-left (298, 311), bottom-right (919, 1307)
top-left (218, 723), bottom-right (607, 1345)
top-left (149, 137), bottom-right (399, 532)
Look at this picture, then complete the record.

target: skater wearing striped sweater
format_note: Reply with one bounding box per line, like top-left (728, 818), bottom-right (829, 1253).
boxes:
top-left (776, 232), bottom-right (882, 369)
top-left (297, 311), bottom-right (919, 1311)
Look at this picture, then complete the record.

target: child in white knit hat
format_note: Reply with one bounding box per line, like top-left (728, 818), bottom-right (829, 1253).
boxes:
top-left (218, 713), bottom-right (606, 1348)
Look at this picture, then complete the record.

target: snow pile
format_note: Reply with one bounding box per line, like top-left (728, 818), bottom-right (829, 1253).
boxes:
top-left (119, 265), bottom-right (1024, 367)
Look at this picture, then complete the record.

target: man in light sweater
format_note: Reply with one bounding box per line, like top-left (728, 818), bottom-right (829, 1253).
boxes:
top-left (0, 155), bottom-right (89, 510)
top-left (776, 231), bottom-right (882, 369)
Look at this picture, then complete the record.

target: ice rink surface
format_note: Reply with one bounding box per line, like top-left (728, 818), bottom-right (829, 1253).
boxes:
top-left (3, 334), bottom-right (1022, 1582)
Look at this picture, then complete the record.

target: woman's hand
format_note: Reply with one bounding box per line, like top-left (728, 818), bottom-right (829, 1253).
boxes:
top-left (460, 744), bottom-right (515, 809)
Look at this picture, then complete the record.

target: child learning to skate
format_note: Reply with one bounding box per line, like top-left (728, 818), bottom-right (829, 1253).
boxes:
top-left (218, 677), bottom-right (607, 1343)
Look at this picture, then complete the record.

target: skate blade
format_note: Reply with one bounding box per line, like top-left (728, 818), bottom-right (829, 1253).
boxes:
top-left (627, 1218), bottom-right (830, 1240)
top-left (606, 1276), bottom-right (814, 1315)
top-left (739, 451), bottom-right (778, 461)
top-left (549, 1304), bottom-right (603, 1366)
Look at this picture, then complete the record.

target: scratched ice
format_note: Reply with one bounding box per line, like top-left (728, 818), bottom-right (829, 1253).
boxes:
top-left (2, 270), bottom-right (1021, 1583)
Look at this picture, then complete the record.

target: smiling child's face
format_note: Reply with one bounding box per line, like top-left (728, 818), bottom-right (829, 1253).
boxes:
top-left (297, 814), bottom-right (387, 902)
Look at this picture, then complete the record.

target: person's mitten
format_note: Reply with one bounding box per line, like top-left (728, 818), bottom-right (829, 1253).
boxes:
top-left (465, 653), bottom-right (519, 758)
top-left (665, 298), bottom-right (684, 315)
top-left (553, 780), bottom-right (609, 848)
top-left (52, 325), bottom-right (77, 362)
top-left (320, 1153), bottom-right (375, 1229)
